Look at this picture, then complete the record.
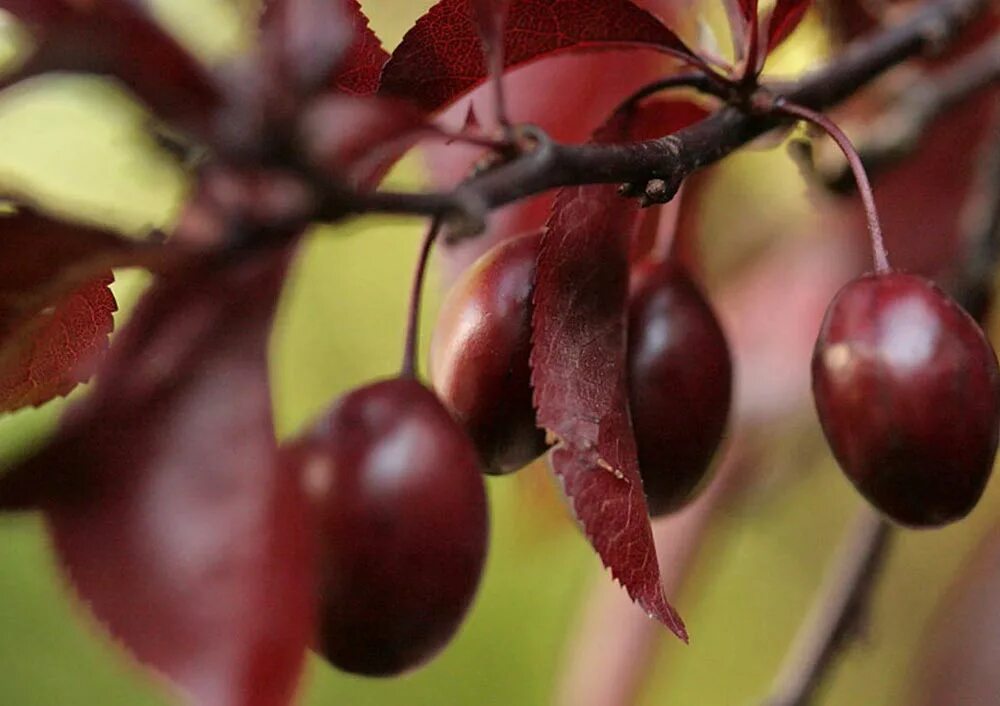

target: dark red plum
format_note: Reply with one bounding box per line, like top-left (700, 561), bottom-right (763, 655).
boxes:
top-left (628, 260), bottom-right (733, 516)
top-left (812, 272), bottom-right (1000, 527)
top-left (431, 231), bottom-right (548, 474)
top-left (304, 377), bottom-right (489, 676)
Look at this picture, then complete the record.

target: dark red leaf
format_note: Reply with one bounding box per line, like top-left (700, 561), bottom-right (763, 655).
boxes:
top-left (299, 94), bottom-right (426, 186)
top-left (530, 101), bottom-right (705, 639)
top-left (0, 207), bottom-right (163, 319)
top-left (764, 0), bottom-right (811, 53)
top-left (0, 207), bottom-right (170, 413)
top-left (379, 0), bottom-right (705, 113)
top-left (331, 0), bottom-right (389, 95)
top-left (0, 275), bottom-right (116, 413)
top-left (0, 250), bottom-right (313, 706)
top-left (0, 0), bottom-right (220, 136)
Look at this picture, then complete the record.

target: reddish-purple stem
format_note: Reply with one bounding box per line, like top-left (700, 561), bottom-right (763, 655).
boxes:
top-left (776, 100), bottom-right (891, 273)
top-left (401, 217), bottom-right (442, 378)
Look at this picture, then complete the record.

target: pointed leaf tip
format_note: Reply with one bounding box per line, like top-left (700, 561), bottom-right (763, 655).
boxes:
top-left (530, 100), bottom-right (705, 640)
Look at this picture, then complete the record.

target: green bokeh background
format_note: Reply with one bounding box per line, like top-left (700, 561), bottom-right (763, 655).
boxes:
top-left (0, 2), bottom-right (997, 705)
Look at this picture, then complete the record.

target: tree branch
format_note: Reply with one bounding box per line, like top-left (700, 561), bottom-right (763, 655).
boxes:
top-left (761, 508), bottom-right (893, 706)
top-left (335, 0), bottom-right (989, 230)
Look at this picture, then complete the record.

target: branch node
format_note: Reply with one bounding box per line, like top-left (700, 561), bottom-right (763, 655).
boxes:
top-left (441, 188), bottom-right (489, 243)
top-left (638, 177), bottom-right (680, 207)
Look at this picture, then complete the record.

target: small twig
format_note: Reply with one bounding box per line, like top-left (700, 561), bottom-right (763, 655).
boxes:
top-left (820, 36), bottom-right (1000, 191)
top-left (761, 508), bottom-right (892, 706)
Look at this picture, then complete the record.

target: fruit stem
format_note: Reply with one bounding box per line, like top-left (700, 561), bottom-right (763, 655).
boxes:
top-left (401, 217), bottom-right (442, 379)
top-left (775, 100), bottom-right (890, 274)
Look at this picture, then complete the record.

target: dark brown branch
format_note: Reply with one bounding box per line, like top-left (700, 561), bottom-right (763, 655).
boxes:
top-left (335, 0), bottom-right (989, 230)
top-left (761, 509), bottom-right (893, 706)
top-left (820, 35), bottom-right (1000, 191)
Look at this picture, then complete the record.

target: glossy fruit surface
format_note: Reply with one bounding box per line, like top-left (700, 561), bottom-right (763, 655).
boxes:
top-left (812, 272), bottom-right (1000, 527)
top-left (628, 260), bottom-right (732, 516)
top-left (306, 377), bottom-right (489, 675)
top-left (431, 231), bottom-right (548, 474)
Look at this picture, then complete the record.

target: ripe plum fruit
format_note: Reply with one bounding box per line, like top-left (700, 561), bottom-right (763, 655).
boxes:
top-left (431, 232), bottom-right (548, 475)
top-left (813, 272), bottom-right (1000, 527)
top-left (628, 260), bottom-right (732, 516)
top-left (304, 377), bottom-right (489, 675)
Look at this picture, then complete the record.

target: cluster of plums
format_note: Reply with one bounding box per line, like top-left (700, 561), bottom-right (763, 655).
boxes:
top-left (430, 231), bottom-right (733, 513)
top-left (293, 231), bottom-right (1000, 678)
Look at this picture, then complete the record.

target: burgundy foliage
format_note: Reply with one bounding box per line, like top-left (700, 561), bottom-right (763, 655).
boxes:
top-left (379, 0), bottom-right (704, 113)
top-left (0, 276), bottom-right (116, 412)
top-left (0, 208), bottom-right (170, 412)
top-left (533, 175), bottom-right (687, 635)
top-left (530, 101), bottom-right (706, 639)
top-left (723, 0), bottom-right (812, 74)
top-left (0, 251), bottom-right (314, 706)
top-left (0, 0), bottom-right (996, 701)
top-left (301, 378), bottom-right (489, 676)
top-left (326, 0), bottom-right (390, 95)
top-left (812, 273), bottom-right (1000, 526)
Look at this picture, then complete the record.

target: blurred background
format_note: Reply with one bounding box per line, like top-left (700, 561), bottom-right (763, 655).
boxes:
top-left (0, 1), bottom-right (998, 704)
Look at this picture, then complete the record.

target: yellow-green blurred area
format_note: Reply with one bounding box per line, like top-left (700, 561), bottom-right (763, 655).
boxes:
top-left (0, 2), bottom-right (996, 705)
